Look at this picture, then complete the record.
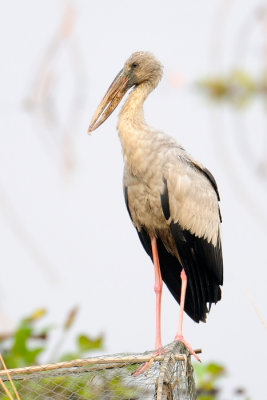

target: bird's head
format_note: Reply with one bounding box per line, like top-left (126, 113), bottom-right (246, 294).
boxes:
top-left (88, 51), bottom-right (163, 132)
top-left (123, 51), bottom-right (163, 89)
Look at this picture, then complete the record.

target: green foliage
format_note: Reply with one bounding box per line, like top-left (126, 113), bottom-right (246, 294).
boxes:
top-left (194, 362), bottom-right (250, 400)
top-left (197, 69), bottom-right (267, 108)
top-left (194, 361), bottom-right (226, 399)
top-left (0, 308), bottom-right (103, 368)
top-left (0, 309), bottom-right (47, 368)
top-left (0, 310), bottom-right (251, 399)
top-left (0, 309), bottom-right (139, 400)
top-left (1, 371), bottom-right (143, 400)
top-left (60, 334), bottom-right (103, 361)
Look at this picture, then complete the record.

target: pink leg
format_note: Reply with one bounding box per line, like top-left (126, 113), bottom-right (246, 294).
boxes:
top-left (132, 237), bottom-right (163, 376)
top-left (151, 236), bottom-right (163, 350)
top-left (174, 269), bottom-right (201, 362)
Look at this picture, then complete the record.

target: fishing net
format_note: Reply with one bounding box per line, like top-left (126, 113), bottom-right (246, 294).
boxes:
top-left (0, 341), bottom-right (197, 400)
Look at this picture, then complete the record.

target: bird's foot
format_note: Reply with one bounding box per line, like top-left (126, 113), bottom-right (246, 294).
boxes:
top-left (174, 334), bottom-right (201, 362)
top-left (132, 347), bottom-right (165, 377)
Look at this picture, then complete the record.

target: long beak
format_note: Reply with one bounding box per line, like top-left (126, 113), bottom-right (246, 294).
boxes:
top-left (88, 69), bottom-right (129, 133)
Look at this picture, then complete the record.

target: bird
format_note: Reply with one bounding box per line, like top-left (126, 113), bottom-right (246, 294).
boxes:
top-left (88, 51), bottom-right (223, 361)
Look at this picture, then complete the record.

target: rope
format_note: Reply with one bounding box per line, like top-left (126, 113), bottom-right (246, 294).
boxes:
top-left (0, 350), bottom-right (200, 378)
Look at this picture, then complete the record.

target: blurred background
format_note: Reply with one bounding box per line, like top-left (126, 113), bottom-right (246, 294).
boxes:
top-left (0, 0), bottom-right (267, 398)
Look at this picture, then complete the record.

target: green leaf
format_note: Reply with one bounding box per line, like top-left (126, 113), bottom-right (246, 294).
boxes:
top-left (59, 352), bottom-right (80, 362)
top-left (206, 362), bottom-right (225, 376)
top-left (24, 347), bottom-right (44, 365)
top-left (77, 334), bottom-right (103, 352)
top-left (13, 323), bottom-right (32, 354)
top-left (29, 309), bottom-right (47, 321)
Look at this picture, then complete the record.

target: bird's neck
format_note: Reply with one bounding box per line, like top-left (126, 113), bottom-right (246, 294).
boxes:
top-left (118, 82), bottom-right (153, 128)
top-left (117, 82), bottom-right (156, 175)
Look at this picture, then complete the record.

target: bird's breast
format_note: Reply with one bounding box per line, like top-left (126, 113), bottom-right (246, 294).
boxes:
top-left (124, 174), bottom-right (166, 235)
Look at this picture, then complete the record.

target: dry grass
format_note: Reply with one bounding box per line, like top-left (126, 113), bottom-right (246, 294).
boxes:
top-left (0, 354), bottom-right (21, 400)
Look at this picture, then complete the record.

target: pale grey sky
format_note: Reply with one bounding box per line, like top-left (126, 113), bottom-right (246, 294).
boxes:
top-left (0, 0), bottom-right (267, 398)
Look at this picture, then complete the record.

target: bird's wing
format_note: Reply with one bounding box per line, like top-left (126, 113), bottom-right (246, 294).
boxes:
top-left (160, 159), bottom-right (223, 322)
top-left (124, 158), bottom-right (223, 323)
top-left (164, 158), bottom-right (221, 246)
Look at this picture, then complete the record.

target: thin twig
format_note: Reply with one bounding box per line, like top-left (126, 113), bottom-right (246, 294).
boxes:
top-left (0, 376), bottom-right (14, 400)
top-left (0, 354), bottom-right (21, 400)
top-left (248, 291), bottom-right (267, 332)
top-left (48, 306), bottom-right (79, 363)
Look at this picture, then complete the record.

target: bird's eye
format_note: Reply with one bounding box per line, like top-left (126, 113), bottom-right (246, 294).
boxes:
top-left (131, 62), bottom-right (139, 69)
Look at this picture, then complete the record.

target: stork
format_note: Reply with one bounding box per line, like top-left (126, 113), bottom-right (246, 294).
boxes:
top-left (88, 51), bottom-right (223, 362)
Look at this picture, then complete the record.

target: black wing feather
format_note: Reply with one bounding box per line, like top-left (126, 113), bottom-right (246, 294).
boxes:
top-left (160, 177), bottom-right (170, 220)
top-left (191, 162), bottom-right (222, 222)
top-left (162, 178), bottom-right (222, 322)
top-left (191, 162), bottom-right (220, 201)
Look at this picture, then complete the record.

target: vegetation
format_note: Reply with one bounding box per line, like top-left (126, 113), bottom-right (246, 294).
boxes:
top-left (0, 309), bottom-right (250, 399)
top-left (194, 361), bottom-right (250, 400)
top-left (0, 309), bottom-right (143, 399)
top-left (0, 308), bottom-right (103, 368)
top-left (197, 69), bottom-right (267, 108)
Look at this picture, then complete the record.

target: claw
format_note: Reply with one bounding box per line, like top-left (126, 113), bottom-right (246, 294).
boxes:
top-left (174, 335), bottom-right (201, 362)
top-left (132, 348), bottom-right (165, 377)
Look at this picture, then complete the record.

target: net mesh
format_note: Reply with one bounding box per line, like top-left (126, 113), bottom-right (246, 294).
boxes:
top-left (0, 342), bottom-right (196, 400)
